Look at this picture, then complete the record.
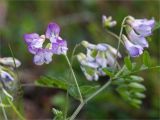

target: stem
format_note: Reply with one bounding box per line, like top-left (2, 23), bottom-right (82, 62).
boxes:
top-left (85, 79), bottom-right (112, 103)
top-left (71, 44), bottom-right (81, 65)
top-left (69, 79), bottom-right (112, 120)
top-left (64, 55), bottom-right (83, 103)
top-left (64, 90), bottom-right (69, 119)
top-left (69, 102), bottom-right (85, 120)
top-left (105, 29), bottom-right (124, 45)
top-left (113, 16), bottom-right (128, 69)
top-left (7, 97), bottom-right (25, 120)
top-left (0, 96), bottom-right (8, 120)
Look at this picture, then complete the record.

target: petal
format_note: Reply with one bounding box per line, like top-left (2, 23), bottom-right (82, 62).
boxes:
top-left (33, 50), bottom-right (45, 65)
top-left (122, 35), bottom-right (143, 57)
top-left (45, 22), bottom-right (60, 40)
top-left (108, 45), bottom-right (122, 57)
top-left (128, 29), bottom-right (148, 48)
top-left (0, 57), bottom-right (21, 68)
top-left (131, 18), bottom-right (155, 37)
top-left (43, 50), bottom-right (53, 64)
top-left (96, 43), bottom-right (108, 51)
top-left (52, 40), bottom-right (68, 55)
top-left (1, 70), bottom-right (14, 82)
top-left (24, 33), bottom-right (40, 45)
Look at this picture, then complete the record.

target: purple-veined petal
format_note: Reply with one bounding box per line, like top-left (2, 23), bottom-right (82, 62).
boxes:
top-left (33, 49), bottom-right (53, 65)
top-left (45, 22), bottom-right (60, 42)
top-left (24, 33), bottom-right (40, 45)
top-left (128, 29), bottom-right (148, 48)
top-left (130, 18), bottom-right (155, 37)
top-left (122, 35), bottom-right (143, 57)
top-left (52, 40), bottom-right (68, 55)
top-left (1, 70), bottom-right (14, 82)
top-left (24, 34), bottom-right (45, 54)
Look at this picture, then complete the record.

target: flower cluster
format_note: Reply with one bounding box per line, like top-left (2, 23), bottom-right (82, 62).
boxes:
top-left (0, 57), bottom-right (21, 88)
top-left (102, 15), bottom-right (117, 28)
top-left (122, 17), bottom-right (155, 57)
top-left (77, 41), bottom-right (121, 81)
top-left (24, 22), bottom-right (68, 65)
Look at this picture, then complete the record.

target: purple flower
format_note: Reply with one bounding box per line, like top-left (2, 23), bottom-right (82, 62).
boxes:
top-left (128, 28), bottom-right (148, 48)
top-left (0, 70), bottom-right (14, 82)
top-left (24, 22), bottom-right (68, 65)
top-left (129, 18), bottom-right (155, 37)
top-left (122, 35), bottom-right (143, 57)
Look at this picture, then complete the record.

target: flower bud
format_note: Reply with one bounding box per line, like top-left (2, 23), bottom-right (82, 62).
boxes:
top-left (0, 57), bottom-right (21, 68)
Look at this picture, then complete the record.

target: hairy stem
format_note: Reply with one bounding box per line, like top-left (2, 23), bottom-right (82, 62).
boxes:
top-left (64, 55), bottom-right (83, 103)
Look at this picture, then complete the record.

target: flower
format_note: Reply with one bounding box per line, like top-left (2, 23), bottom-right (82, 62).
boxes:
top-left (127, 27), bottom-right (148, 48)
top-left (128, 17), bottom-right (155, 37)
top-left (102, 15), bottom-right (117, 27)
top-left (0, 57), bottom-right (21, 68)
top-left (0, 70), bottom-right (14, 82)
top-left (77, 53), bottom-right (99, 81)
top-left (78, 41), bottom-right (121, 81)
top-left (24, 22), bottom-right (68, 65)
top-left (122, 34), bottom-right (143, 57)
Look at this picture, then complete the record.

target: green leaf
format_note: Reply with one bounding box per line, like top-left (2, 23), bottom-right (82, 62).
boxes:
top-left (68, 85), bottom-right (100, 100)
top-left (153, 21), bottom-right (160, 31)
top-left (143, 51), bottom-right (151, 67)
top-left (35, 76), bottom-right (69, 90)
top-left (102, 67), bottom-right (114, 77)
top-left (128, 82), bottom-right (146, 92)
top-left (130, 99), bottom-right (142, 108)
top-left (124, 56), bottom-right (132, 71)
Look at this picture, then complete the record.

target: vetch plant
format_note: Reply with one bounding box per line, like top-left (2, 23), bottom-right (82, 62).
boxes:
top-left (24, 16), bottom-right (159, 120)
top-left (1, 14), bottom-right (159, 120)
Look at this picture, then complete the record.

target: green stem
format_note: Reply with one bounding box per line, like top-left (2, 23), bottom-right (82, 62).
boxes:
top-left (7, 97), bottom-right (25, 120)
top-left (105, 29), bottom-right (124, 45)
top-left (69, 79), bottom-right (112, 120)
top-left (71, 44), bottom-right (81, 65)
top-left (0, 96), bottom-right (8, 120)
top-left (113, 16), bottom-right (129, 69)
top-left (64, 55), bottom-right (83, 103)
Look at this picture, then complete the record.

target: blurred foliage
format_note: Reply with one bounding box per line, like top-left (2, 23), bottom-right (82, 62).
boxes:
top-left (0, 0), bottom-right (159, 119)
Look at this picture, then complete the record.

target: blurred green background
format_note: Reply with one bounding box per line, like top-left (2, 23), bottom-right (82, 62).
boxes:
top-left (0, 0), bottom-right (159, 119)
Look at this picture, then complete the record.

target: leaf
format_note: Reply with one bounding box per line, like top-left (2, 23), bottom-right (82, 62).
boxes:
top-left (80, 85), bottom-right (100, 97)
top-left (153, 21), bottom-right (160, 31)
top-left (68, 85), bottom-right (100, 100)
top-left (143, 51), bottom-right (151, 67)
top-left (124, 56), bottom-right (132, 71)
top-left (35, 76), bottom-right (69, 90)
top-left (128, 82), bottom-right (146, 92)
top-left (102, 67), bottom-right (114, 77)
